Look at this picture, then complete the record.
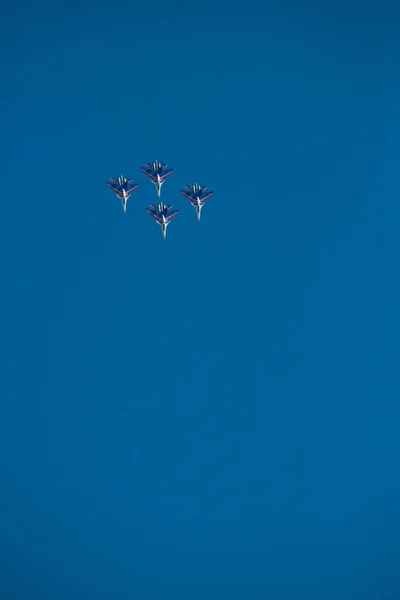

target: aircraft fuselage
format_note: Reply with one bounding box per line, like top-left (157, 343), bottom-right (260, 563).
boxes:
top-left (152, 176), bottom-right (164, 198)
top-left (159, 217), bottom-right (168, 238)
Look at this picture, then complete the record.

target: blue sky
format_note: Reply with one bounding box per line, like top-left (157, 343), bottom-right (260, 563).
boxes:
top-left (0, 1), bottom-right (397, 598)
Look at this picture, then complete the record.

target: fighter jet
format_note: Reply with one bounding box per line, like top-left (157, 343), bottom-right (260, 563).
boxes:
top-left (105, 176), bottom-right (139, 213)
top-left (140, 161), bottom-right (174, 198)
top-left (180, 183), bottom-right (214, 221)
top-left (145, 202), bottom-right (179, 239)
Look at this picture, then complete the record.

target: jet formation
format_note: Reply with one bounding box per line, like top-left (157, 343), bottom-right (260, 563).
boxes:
top-left (104, 161), bottom-right (214, 239)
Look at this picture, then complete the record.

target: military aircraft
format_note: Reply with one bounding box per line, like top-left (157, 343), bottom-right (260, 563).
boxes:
top-left (105, 176), bottom-right (139, 213)
top-left (145, 202), bottom-right (179, 239)
top-left (180, 183), bottom-right (214, 221)
top-left (140, 161), bottom-right (174, 198)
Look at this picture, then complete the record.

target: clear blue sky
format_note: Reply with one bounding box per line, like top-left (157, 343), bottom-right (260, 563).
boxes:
top-left (0, 1), bottom-right (397, 598)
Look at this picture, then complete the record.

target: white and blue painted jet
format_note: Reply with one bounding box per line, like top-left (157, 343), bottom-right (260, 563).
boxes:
top-left (145, 202), bottom-right (179, 239)
top-left (140, 161), bottom-right (174, 198)
top-left (105, 175), bottom-right (139, 213)
top-left (180, 183), bottom-right (214, 221)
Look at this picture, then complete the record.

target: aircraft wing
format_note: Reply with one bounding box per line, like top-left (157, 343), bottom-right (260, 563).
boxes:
top-left (107, 186), bottom-right (127, 198)
top-left (180, 190), bottom-right (196, 202)
top-left (126, 182), bottom-right (139, 193)
top-left (145, 208), bottom-right (164, 223)
top-left (112, 182), bottom-right (139, 197)
top-left (105, 182), bottom-right (120, 193)
top-left (165, 209), bottom-right (179, 221)
top-left (180, 189), bottom-right (214, 204)
top-left (159, 168), bottom-right (174, 180)
top-left (140, 167), bottom-right (159, 182)
top-left (199, 191), bottom-right (214, 203)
